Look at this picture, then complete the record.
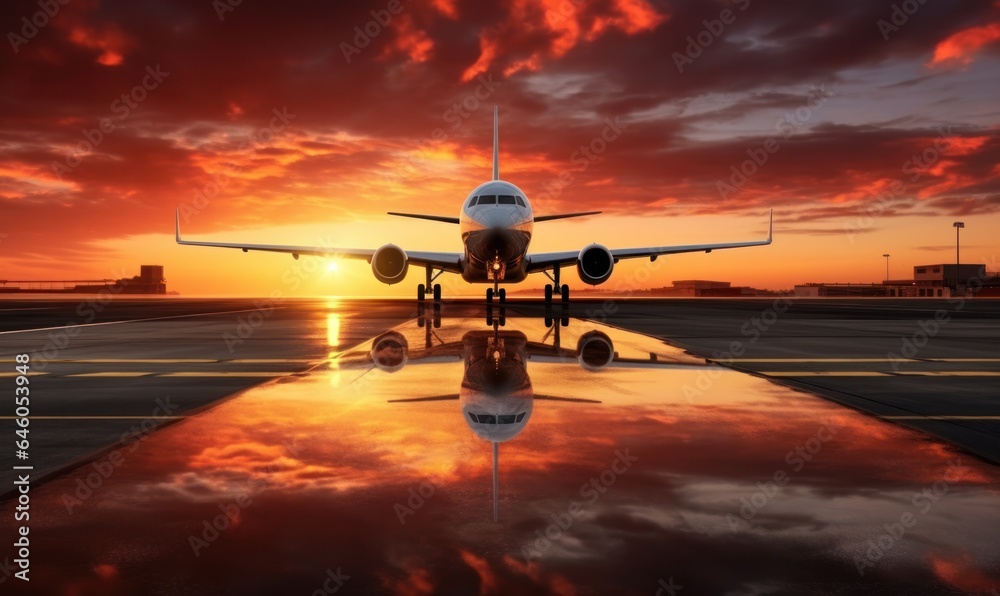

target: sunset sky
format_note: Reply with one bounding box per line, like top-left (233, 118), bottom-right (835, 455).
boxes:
top-left (1, 0), bottom-right (999, 296)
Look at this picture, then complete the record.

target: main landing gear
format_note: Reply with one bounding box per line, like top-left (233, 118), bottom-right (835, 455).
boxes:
top-left (417, 267), bottom-right (443, 303)
top-left (543, 266), bottom-right (569, 328)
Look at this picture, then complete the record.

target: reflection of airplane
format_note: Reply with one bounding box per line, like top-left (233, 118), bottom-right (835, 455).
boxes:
top-left (365, 323), bottom-right (679, 521)
top-left (175, 107), bottom-right (773, 304)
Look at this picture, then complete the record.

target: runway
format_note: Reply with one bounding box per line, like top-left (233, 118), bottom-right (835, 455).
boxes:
top-left (1, 297), bottom-right (998, 593)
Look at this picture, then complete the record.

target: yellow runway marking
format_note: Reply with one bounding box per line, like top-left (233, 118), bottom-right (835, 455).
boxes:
top-left (0, 415), bottom-right (185, 420)
top-left (0, 358), bottom-right (315, 364)
top-left (765, 371), bottom-right (889, 377)
top-left (723, 358), bottom-right (1000, 363)
top-left (67, 372), bottom-right (153, 378)
top-left (881, 416), bottom-right (1000, 420)
top-left (156, 372), bottom-right (287, 377)
top-left (0, 372), bottom-right (47, 377)
top-left (765, 371), bottom-right (1000, 377)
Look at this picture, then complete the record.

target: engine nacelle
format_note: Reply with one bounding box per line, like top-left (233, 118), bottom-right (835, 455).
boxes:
top-left (577, 243), bottom-right (614, 285)
top-left (371, 244), bottom-right (409, 285)
top-left (577, 331), bottom-right (615, 371)
top-left (371, 331), bottom-right (408, 373)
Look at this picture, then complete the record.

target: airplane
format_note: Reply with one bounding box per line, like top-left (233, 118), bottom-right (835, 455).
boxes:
top-left (358, 318), bottom-right (695, 521)
top-left (175, 106), bottom-right (772, 304)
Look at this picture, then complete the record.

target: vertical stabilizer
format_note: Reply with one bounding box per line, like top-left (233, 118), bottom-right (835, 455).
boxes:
top-left (492, 105), bottom-right (499, 181)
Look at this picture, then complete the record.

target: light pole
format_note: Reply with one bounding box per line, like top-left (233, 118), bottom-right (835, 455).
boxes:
top-left (883, 253), bottom-right (890, 281)
top-left (953, 221), bottom-right (965, 287)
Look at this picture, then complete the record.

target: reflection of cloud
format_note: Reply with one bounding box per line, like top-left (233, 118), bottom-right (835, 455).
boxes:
top-left (7, 323), bottom-right (1000, 594)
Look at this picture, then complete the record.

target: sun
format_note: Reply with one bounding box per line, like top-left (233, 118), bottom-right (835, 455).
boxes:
top-left (326, 261), bottom-right (339, 273)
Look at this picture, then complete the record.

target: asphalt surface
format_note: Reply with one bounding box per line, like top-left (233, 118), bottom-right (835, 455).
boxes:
top-left (0, 297), bottom-right (998, 593)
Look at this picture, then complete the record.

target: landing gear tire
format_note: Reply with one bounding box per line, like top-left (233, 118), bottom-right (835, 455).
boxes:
top-left (544, 284), bottom-right (553, 304)
top-left (417, 284), bottom-right (426, 301)
top-left (433, 284), bottom-right (441, 302)
top-left (561, 284), bottom-right (569, 304)
top-left (498, 288), bottom-right (506, 304)
top-left (498, 312), bottom-right (506, 327)
top-left (486, 288), bottom-right (494, 303)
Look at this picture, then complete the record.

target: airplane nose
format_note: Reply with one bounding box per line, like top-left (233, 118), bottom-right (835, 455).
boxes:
top-left (476, 209), bottom-right (518, 229)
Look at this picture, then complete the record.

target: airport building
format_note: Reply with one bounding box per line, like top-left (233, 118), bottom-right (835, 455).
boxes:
top-left (795, 263), bottom-right (990, 297)
top-left (0, 265), bottom-right (167, 294)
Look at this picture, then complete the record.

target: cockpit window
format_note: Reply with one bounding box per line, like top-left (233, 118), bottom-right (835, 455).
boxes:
top-left (515, 196), bottom-right (525, 207)
top-left (477, 414), bottom-right (497, 424)
top-left (498, 195), bottom-right (515, 205)
top-left (515, 412), bottom-right (525, 422)
top-left (469, 196), bottom-right (478, 207)
top-left (498, 414), bottom-right (516, 424)
top-left (479, 195), bottom-right (496, 205)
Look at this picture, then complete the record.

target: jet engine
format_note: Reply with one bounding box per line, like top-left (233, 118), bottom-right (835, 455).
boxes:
top-left (577, 330), bottom-right (615, 371)
top-left (370, 331), bottom-right (408, 373)
top-left (371, 244), bottom-right (408, 284)
top-left (577, 244), bottom-right (614, 285)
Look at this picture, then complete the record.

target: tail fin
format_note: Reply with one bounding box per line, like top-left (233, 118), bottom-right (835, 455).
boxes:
top-left (492, 105), bottom-right (499, 181)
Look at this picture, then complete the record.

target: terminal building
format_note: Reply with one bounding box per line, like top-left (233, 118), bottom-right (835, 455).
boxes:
top-left (795, 264), bottom-right (991, 298)
top-left (0, 265), bottom-right (167, 294)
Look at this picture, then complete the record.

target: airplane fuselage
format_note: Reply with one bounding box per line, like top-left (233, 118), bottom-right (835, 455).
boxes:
top-left (459, 180), bottom-right (534, 284)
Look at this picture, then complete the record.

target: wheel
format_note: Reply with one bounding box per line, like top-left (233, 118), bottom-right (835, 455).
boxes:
top-left (544, 315), bottom-right (553, 327)
top-left (433, 284), bottom-right (441, 302)
top-left (561, 285), bottom-right (570, 303)
top-left (498, 288), bottom-right (506, 303)
top-left (561, 315), bottom-right (569, 327)
top-left (486, 287), bottom-right (494, 303)
top-left (417, 284), bottom-right (426, 301)
top-left (498, 314), bottom-right (506, 327)
top-left (544, 284), bottom-right (553, 303)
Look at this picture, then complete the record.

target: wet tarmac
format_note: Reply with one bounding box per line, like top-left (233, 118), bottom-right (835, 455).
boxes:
top-left (1, 299), bottom-right (999, 594)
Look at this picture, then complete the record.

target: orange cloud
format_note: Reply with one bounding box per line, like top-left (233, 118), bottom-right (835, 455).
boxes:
top-left (462, 0), bottom-right (666, 81)
top-left (929, 22), bottom-right (1000, 67)
top-left (431, 0), bottom-right (458, 19)
top-left (462, 35), bottom-right (500, 82)
top-left (386, 15), bottom-right (435, 63)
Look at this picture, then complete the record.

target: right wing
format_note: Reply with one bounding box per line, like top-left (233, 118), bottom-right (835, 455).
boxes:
top-left (175, 209), bottom-right (464, 273)
top-left (526, 209), bottom-right (772, 272)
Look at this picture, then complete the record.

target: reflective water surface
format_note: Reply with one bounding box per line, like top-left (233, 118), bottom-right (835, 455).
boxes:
top-left (5, 314), bottom-right (1000, 595)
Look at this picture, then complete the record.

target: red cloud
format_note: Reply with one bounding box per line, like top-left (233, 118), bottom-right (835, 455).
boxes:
top-left (929, 22), bottom-right (1000, 67)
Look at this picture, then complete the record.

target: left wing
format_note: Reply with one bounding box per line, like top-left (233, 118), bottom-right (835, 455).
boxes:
top-left (175, 209), bottom-right (463, 273)
top-left (526, 209), bottom-right (772, 273)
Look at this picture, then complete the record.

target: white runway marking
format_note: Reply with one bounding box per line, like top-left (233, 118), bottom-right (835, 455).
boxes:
top-left (0, 306), bottom-right (288, 335)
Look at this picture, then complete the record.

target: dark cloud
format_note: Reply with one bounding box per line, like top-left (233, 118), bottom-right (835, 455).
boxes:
top-left (0, 0), bottom-right (998, 266)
